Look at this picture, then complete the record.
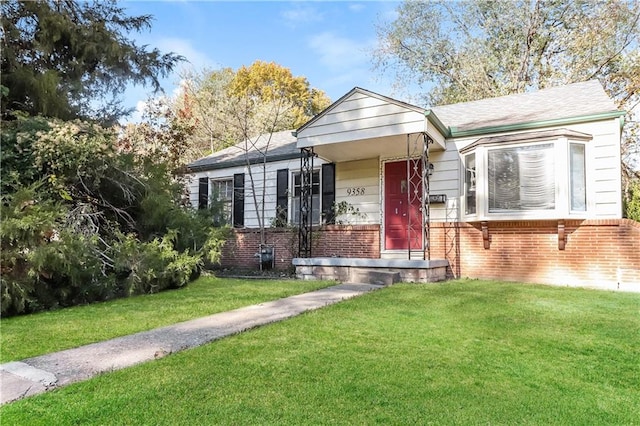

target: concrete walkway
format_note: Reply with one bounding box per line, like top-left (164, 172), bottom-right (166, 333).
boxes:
top-left (0, 283), bottom-right (383, 405)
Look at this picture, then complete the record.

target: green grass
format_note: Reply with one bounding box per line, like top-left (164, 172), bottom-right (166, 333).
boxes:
top-left (0, 275), bottom-right (334, 362)
top-left (2, 279), bottom-right (639, 424)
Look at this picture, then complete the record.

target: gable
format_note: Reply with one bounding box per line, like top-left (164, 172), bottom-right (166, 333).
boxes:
top-left (296, 88), bottom-right (446, 151)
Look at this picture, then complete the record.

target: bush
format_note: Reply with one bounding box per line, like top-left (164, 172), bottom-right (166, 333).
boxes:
top-left (625, 180), bottom-right (640, 222)
top-left (0, 116), bottom-right (227, 317)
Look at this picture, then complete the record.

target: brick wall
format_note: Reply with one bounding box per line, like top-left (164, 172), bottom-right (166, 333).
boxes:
top-left (430, 219), bottom-right (640, 291)
top-left (219, 220), bottom-right (639, 291)
top-left (220, 225), bottom-right (380, 271)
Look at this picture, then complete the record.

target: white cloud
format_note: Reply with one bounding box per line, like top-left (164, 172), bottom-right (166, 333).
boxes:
top-left (281, 4), bottom-right (324, 28)
top-left (348, 3), bottom-right (365, 13)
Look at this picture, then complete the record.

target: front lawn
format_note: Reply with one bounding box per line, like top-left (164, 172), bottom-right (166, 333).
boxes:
top-left (0, 275), bottom-right (334, 362)
top-left (2, 279), bottom-right (638, 424)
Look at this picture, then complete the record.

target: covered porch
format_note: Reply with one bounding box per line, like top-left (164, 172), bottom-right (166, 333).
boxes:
top-left (293, 87), bottom-right (449, 266)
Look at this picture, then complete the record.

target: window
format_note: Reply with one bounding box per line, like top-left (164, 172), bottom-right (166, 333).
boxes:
top-left (465, 153), bottom-right (476, 215)
top-left (461, 129), bottom-right (593, 219)
top-left (211, 179), bottom-right (233, 225)
top-left (570, 143), bottom-right (586, 211)
top-left (292, 170), bottom-right (320, 225)
top-left (488, 143), bottom-right (555, 212)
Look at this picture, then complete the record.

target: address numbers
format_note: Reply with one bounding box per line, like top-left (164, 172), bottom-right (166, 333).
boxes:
top-left (346, 187), bottom-right (365, 196)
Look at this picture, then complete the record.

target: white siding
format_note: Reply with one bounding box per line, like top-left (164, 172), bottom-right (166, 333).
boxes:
top-left (335, 158), bottom-right (380, 224)
top-left (428, 147), bottom-right (461, 222)
top-left (188, 116), bottom-right (622, 232)
top-left (188, 157), bottom-right (327, 229)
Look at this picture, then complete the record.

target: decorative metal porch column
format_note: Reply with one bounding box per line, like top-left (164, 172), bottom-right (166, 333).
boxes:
top-left (421, 133), bottom-right (433, 260)
top-left (406, 132), bottom-right (433, 260)
top-left (298, 147), bottom-right (315, 257)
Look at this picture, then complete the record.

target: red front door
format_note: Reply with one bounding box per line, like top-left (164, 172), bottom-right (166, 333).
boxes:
top-left (384, 160), bottom-right (423, 250)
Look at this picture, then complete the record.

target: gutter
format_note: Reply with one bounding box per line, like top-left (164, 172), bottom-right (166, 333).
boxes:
top-left (424, 110), bottom-right (449, 137)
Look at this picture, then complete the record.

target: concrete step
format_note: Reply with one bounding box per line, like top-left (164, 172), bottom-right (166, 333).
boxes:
top-left (349, 268), bottom-right (400, 286)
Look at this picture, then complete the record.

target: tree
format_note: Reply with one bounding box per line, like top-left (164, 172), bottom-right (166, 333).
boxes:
top-left (171, 61), bottom-right (331, 160)
top-left (170, 67), bottom-right (237, 159)
top-left (1, 0), bottom-right (183, 124)
top-left (230, 60), bottom-right (331, 130)
top-left (374, 0), bottom-right (640, 199)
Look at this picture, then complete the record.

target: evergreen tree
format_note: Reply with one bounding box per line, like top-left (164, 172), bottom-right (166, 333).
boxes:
top-left (1, 0), bottom-right (183, 124)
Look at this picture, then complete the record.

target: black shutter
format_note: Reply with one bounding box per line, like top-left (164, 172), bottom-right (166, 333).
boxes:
top-left (198, 177), bottom-right (209, 209)
top-left (233, 173), bottom-right (244, 228)
top-left (276, 169), bottom-right (289, 226)
top-left (322, 163), bottom-right (336, 224)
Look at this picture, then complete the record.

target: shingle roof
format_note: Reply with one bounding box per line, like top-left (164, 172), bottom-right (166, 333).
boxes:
top-left (431, 80), bottom-right (620, 133)
top-left (187, 130), bottom-right (298, 172)
top-left (188, 81), bottom-right (623, 171)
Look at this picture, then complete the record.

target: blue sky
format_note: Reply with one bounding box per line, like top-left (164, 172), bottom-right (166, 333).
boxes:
top-left (121, 1), bottom-right (403, 120)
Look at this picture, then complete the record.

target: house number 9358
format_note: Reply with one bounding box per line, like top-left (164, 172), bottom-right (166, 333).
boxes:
top-left (346, 187), bottom-right (365, 196)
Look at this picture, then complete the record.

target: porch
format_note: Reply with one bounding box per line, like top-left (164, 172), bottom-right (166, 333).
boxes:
top-left (292, 257), bottom-right (449, 284)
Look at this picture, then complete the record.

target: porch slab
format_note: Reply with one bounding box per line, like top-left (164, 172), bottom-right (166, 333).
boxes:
top-left (292, 257), bottom-right (449, 283)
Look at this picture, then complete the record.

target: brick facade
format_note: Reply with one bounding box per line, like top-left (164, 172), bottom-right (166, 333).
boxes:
top-left (220, 225), bottom-right (380, 271)
top-left (219, 220), bottom-right (639, 291)
top-left (429, 219), bottom-right (640, 291)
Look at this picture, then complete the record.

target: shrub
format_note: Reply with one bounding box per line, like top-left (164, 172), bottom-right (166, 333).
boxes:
top-left (0, 116), bottom-right (227, 317)
top-left (625, 179), bottom-right (640, 222)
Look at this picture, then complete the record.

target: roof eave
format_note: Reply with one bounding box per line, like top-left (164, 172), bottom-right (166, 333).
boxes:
top-left (424, 110), bottom-right (450, 138)
top-left (187, 152), bottom-right (302, 173)
top-left (450, 110), bottom-right (626, 138)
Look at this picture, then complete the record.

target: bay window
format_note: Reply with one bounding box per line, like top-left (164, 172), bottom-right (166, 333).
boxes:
top-left (462, 129), bottom-right (592, 219)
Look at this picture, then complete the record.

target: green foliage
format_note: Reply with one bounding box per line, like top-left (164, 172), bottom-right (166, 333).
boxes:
top-left (375, 1), bottom-right (640, 107)
top-left (0, 116), bottom-right (227, 317)
top-left (0, 114), bottom-right (51, 193)
top-left (624, 179), bottom-right (640, 221)
top-left (111, 231), bottom-right (201, 296)
top-left (0, 184), bottom-right (65, 315)
top-left (1, 0), bottom-right (183, 124)
top-left (332, 200), bottom-right (368, 225)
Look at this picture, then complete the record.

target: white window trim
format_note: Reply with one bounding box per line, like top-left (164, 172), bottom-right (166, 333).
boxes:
top-left (462, 137), bottom-right (592, 221)
top-left (290, 168), bottom-right (322, 225)
top-left (210, 178), bottom-right (233, 225)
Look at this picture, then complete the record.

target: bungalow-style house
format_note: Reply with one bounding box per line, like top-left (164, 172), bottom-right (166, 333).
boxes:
top-left (187, 80), bottom-right (640, 291)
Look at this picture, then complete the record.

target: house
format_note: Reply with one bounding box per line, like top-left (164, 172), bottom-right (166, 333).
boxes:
top-left (187, 80), bottom-right (640, 291)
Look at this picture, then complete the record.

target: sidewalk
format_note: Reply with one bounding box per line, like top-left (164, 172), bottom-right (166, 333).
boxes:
top-left (0, 283), bottom-right (383, 405)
